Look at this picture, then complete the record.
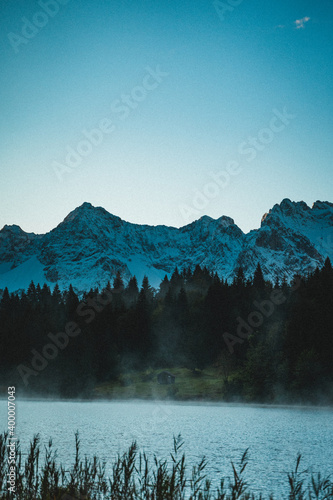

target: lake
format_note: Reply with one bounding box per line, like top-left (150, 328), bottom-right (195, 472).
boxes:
top-left (1, 399), bottom-right (333, 497)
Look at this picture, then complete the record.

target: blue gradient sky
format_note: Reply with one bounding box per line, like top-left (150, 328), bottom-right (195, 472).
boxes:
top-left (1, 0), bottom-right (332, 234)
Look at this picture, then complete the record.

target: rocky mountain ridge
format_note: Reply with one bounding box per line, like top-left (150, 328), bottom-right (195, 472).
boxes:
top-left (0, 199), bottom-right (332, 293)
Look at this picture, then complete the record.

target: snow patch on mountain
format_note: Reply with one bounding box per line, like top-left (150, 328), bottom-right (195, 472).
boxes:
top-left (0, 256), bottom-right (48, 293)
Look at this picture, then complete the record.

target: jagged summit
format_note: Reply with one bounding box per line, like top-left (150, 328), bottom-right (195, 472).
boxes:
top-left (312, 200), bottom-right (333, 209)
top-left (261, 199), bottom-right (333, 228)
top-left (57, 203), bottom-right (124, 235)
top-left (0, 224), bottom-right (38, 236)
top-left (0, 199), bottom-right (332, 293)
top-left (62, 202), bottom-right (101, 222)
top-left (262, 199), bottom-right (308, 223)
top-left (0, 224), bottom-right (39, 243)
top-left (79, 201), bottom-right (94, 209)
top-left (217, 215), bottom-right (235, 226)
top-left (1, 224), bottom-right (24, 233)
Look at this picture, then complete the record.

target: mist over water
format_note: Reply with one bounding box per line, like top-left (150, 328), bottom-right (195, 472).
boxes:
top-left (3, 399), bottom-right (332, 497)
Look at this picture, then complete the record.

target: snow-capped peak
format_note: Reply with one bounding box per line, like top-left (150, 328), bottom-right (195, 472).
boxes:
top-left (0, 200), bottom-right (332, 293)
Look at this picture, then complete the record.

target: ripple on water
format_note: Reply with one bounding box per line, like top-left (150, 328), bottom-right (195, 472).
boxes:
top-left (1, 400), bottom-right (332, 497)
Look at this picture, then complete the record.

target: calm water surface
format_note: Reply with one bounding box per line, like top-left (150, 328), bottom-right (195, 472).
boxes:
top-left (1, 400), bottom-right (332, 497)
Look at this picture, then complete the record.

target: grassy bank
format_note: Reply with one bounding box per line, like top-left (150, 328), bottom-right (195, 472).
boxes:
top-left (93, 367), bottom-right (333, 405)
top-left (93, 367), bottom-right (229, 401)
top-left (1, 432), bottom-right (332, 499)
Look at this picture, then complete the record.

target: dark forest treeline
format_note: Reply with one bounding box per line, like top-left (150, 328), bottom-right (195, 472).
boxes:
top-left (0, 259), bottom-right (332, 403)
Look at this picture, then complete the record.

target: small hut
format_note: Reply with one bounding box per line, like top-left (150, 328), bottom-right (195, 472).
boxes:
top-left (157, 371), bottom-right (176, 385)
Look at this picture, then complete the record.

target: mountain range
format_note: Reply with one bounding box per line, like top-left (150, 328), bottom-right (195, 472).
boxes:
top-left (0, 199), bottom-right (332, 294)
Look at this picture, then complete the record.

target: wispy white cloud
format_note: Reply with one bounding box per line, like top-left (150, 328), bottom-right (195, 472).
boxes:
top-left (295, 16), bottom-right (310, 29)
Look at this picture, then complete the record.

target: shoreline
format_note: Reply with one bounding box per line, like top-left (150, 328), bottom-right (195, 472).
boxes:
top-left (1, 394), bottom-right (332, 410)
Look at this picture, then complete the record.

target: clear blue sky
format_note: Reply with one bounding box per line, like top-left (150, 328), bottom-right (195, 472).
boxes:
top-left (1, 0), bottom-right (332, 234)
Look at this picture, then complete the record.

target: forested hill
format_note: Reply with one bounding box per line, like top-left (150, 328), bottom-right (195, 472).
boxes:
top-left (0, 260), bottom-right (332, 404)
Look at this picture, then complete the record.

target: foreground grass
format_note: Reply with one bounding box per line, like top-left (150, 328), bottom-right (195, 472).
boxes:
top-left (94, 367), bottom-right (227, 401)
top-left (0, 432), bottom-right (332, 499)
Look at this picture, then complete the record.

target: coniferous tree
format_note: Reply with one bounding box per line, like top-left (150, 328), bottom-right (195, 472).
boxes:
top-left (140, 276), bottom-right (154, 304)
top-left (52, 284), bottom-right (63, 305)
top-left (27, 281), bottom-right (37, 304)
top-left (135, 287), bottom-right (152, 362)
top-left (158, 275), bottom-right (170, 300)
top-left (64, 284), bottom-right (79, 316)
top-left (253, 263), bottom-right (266, 290)
top-left (233, 266), bottom-right (246, 289)
top-left (124, 276), bottom-right (139, 306)
top-left (113, 271), bottom-right (124, 291)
